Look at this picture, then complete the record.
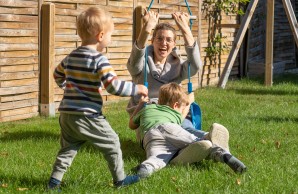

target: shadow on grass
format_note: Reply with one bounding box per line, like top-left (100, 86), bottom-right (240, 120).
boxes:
top-left (250, 116), bottom-right (298, 123)
top-left (231, 88), bottom-right (298, 96)
top-left (0, 174), bottom-right (47, 191)
top-left (228, 74), bottom-right (298, 96)
top-left (82, 138), bottom-right (145, 161)
top-left (0, 131), bottom-right (59, 142)
top-left (244, 73), bottom-right (298, 85)
top-left (0, 130), bottom-right (145, 161)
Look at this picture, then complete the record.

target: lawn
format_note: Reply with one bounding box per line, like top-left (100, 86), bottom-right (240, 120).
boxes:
top-left (0, 74), bottom-right (297, 193)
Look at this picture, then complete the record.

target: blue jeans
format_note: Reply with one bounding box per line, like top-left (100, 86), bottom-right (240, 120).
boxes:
top-left (181, 118), bottom-right (207, 140)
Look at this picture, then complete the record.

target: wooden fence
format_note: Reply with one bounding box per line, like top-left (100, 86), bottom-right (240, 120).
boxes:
top-left (0, 0), bottom-right (241, 122)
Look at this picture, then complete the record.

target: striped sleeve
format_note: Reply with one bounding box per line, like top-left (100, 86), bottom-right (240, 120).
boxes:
top-left (97, 56), bottom-right (138, 97)
top-left (53, 61), bottom-right (66, 89)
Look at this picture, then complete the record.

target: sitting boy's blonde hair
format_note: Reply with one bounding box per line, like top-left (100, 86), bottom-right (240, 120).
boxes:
top-left (77, 7), bottom-right (112, 41)
top-left (158, 83), bottom-right (189, 107)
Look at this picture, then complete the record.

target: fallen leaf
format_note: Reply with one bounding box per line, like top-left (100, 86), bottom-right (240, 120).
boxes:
top-left (171, 176), bottom-right (177, 181)
top-left (236, 179), bottom-right (241, 185)
top-left (1, 183), bottom-right (8, 188)
top-left (275, 141), bottom-right (281, 149)
top-left (261, 139), bottom-right (266, 144)
top-left (17, 188), bottom-right (29, 191)
top-left (0, 152), bottom-right (9, 157)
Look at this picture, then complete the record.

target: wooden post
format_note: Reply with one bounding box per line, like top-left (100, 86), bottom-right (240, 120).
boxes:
top-left (217, 0), bottom-right (259, 88)
top-left (198, 0), bottom-right (203, 87)
top-left (265, 0), bottom-right (274, 86)
top-left (133, 6), bottom-right (143, 43)
top-left (40, 3), bottom-right (55, 116)
top-left (282, 0), bottom-right (298, 48)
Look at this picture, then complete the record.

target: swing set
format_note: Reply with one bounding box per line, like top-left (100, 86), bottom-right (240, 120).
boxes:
top-left (134, 0), bottom-right (202, 130)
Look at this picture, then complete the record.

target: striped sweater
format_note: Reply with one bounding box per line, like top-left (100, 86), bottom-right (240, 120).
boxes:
top-left (53, 46), bottom-right (138, 115)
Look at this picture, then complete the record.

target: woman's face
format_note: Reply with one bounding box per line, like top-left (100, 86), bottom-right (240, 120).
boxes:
top-left (152, 29), bottom-right (176, 63)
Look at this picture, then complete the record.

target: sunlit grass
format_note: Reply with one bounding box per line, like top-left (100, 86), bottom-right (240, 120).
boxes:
top-left (0, 74), bottom-right (297, 193)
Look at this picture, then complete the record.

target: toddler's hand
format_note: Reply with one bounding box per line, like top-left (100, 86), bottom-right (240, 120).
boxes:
top-left (137, 84), bottom-right (148, 96)
top-left (138, 95), bottom-right (149, 106)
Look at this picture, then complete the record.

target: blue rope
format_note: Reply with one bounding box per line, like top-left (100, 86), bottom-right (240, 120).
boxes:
top-left (147, 0), bottom-right (154, 11)
top-left (184, 0), bottom-right (193, 29)
top-left (144, 0), bottom-right (155, 88)
top-left (144, 47), bottom-right (148, 88)
top-left (184, 0), bottom-right (194, 93)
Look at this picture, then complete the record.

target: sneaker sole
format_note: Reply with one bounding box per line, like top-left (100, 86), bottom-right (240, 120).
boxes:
top-left (208, 123), bottom-right (230, 152)
top-left (170, 140), bottom-right (212, 165)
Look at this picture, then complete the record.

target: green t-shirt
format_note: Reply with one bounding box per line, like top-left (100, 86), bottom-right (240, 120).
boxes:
top-left (133, 104), bottom-right (182, 136)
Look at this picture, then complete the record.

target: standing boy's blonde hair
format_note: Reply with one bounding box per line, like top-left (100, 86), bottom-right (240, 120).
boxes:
top-left (77, 7), bottom-right (112, 41)
top-left (158, 83), bottom-right (189, 107)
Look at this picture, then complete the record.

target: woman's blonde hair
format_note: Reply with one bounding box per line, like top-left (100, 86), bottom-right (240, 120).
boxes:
top-left (158, 83), bottom-right (189, 107)
top-left (77, 7), bottom-right (112, 41)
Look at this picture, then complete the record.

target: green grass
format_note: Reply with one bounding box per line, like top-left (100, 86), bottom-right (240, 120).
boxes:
top-left (1, 74), bottom-right (298, 193)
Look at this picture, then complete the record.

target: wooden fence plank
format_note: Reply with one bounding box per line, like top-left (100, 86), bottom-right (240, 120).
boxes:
top-left (0, 57), bottom-right (38, 65)
top-left (0, 64), bottom-right (38, 72)
top-left (0, 37), bottom-right (38, 44)
top-left (0, 98), bottom-right (38, 111)
top-left (0, 7), bottom-right (38, 15)
top-left (0, 112), bottom-right (39, 122)
top-left (0, 22), bottom-right (38, 29)
top-left (0, 29), bottom-right (38, 37)
top-left (0, 0), bottom-right (38, 8)
top-left (0, 106), bottom-right (38, 118)
top-left (0, 51), bottom-right (38, 58)
top-left (1, 78), bottom-right (38, 87)
top-left (0, 14), bottom-right (38, 22)
top-left (0, 85), bottom-right (39, 95)
top-left (0, 71), bottom-right (38, 80)
top-left (0, 43), bottom-right (38, 52)
top-left (0, 91), bottom-right (38, 103)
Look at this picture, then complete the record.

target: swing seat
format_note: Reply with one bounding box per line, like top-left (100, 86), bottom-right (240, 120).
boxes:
top-left (190, 102), bottom-right (202, 130)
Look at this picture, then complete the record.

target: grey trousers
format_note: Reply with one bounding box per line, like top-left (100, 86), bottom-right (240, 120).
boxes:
top-left (50, 113), bottom-right (125, 182)
top-left (141, 123), bottom-right (200, 171)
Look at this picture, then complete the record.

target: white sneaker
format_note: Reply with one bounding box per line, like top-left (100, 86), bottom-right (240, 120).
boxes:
top-left (170, 140), bottom-right (212, 165)
top-left (205, 123), bottom-right (229, 152)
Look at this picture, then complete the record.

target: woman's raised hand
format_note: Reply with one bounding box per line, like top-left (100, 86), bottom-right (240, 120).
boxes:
top-left (172, 12), bottom-right (190, 32)
top-left (142, 9), bottom-right (159, 32)
top-left (172, 12), bottom-right (194, 46)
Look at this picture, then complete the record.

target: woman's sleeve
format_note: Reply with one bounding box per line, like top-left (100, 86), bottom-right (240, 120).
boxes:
top-left (181, 41), bottom-right (203, 79)
top-left (127, 41), bottom-right (146, 76)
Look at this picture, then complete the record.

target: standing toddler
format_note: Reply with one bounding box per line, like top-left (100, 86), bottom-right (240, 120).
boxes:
top-left (48, 7), bottom-right (148, 190)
